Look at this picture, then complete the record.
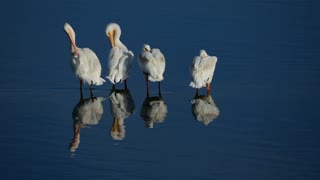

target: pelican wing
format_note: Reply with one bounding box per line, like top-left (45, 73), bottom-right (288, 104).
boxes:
top-left (82, 48), bottom-right (105, 85)
top-left (191, 56), bottom-right (217, 74)
top-left (117, 50), bottom-right (134, 82)
top-left (74, 48), bottom-right (104, 85)
top-left (82, 48), bottom-right (102, 74)
top-left (139, 49), bottom-right (165, 82)
top-left (107, 47), bottom-right (122, 73)
top-left (204, 56), bottom-right (218, 76)
top-left (106, 47), bottom-right (122, 83)
top-left (138, 51), bottom-right (154, 75)
top-left (190, 55), bottom-right (218, 88)
top-left (125, 50), bottom-right (134, 75)
top-left (191, 56), bottom-right (200, 70)
top-left (107, 47), bottom-right (134, 83)
top-left (151, 48), bottom-right (166, 75)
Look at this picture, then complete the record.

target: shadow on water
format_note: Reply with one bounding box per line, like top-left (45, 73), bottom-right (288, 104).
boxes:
top-left (69, 96), bottom-right (106, 154)
top-left (108, 88), bottom-right (135, 141)
top-left (191, 93), bottom-right (220, 126)
top-left (140, 93), bottom-right (168, 128)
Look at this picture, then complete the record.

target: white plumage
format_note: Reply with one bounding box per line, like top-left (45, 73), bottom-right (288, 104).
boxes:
top-left (138, 44), bottom-right (166, 96)
top-left (138, 44), bottom-right (166, 82)
top-left (64, 23), bottom-right (105, 96)
top-left (105, 23), bottom-right (134, 88)
top-left (71, 48), bottom-right (105, 86)
top-left (190, 50), bottom-right (217, 95)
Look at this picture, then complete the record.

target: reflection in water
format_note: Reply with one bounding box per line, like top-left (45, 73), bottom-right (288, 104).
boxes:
top-left (140, 94), bottom-right (168, 128)
top-left (69, 96), bottom-right (105, 153)
top-left (191, 93), bottom-right (219, 126)
top-left (109, 89), bottom-right (135, 140)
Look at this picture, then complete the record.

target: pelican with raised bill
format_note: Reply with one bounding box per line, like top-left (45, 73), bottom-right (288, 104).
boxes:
top-left (105, 23), bottom-right (134, 90)
top-left (138, 44), bottom-right (166, 97)
top-left (64, 23), bottom-right (105, 98)
top-left (190, 50), bottom-right (217, 96)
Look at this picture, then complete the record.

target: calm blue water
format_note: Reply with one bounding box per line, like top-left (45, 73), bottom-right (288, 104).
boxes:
top-left (1, 0), bottom-right (320, 179)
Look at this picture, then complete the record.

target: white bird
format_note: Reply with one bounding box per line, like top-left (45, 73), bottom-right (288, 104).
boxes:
top-left (190, 50), bottom-right (218, 96)
top-left (64, 23), bottom-right (105, 98)
top-left (138, 44), bottom-right (166, 97)
top-left (105, 23), bottom-right (134, 90)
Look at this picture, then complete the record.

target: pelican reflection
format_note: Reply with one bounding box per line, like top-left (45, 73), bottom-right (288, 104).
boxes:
top-left (109, 88), bottom-right (135, 140)
top-left (191, 93), bottom-right (219, 126)
top-left (140, 94), bottom-right (168, 128)
top-left (69, 96), bottom-right (105, 153)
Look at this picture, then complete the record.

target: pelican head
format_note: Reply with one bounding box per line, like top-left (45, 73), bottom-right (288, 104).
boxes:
top-left (143, 44), bottom-right (151, 52)
top-left (106, 23), bottom-right (121, 48)
top-left (64, 23), bottom-right (72, 32)
top-left (200, 49), bottom-right (208, 57)
top-left (64, 23), bottom-right (79, 56)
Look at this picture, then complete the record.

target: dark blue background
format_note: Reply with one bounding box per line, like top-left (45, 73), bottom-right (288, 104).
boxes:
top-left (0, 0), bottom-right (319, 179)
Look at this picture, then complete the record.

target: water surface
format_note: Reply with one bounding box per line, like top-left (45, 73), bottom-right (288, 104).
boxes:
top-left (1, 0), bottom-right (320, 179)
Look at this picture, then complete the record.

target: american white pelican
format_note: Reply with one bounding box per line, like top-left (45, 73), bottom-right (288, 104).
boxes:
top-left (140, 96), bottom-right (167, 128)
top-left (70, 96), bottom-right (105, 153)
top-left (190, 50), bottom-right (218, 96)
top-left (64, 23), bottom-right (105, 98)
top-left (105, 23), bottom-right (134, 89)
top-left (109, 89), bottom-right (135, 140)
top-left (191, 94), bottom-right (220, 126)
top-left (138, 44), bottom-right (166, 97)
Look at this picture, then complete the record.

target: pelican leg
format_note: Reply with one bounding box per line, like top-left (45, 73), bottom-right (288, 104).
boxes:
top-left (158, 81), bottom-right (162, 97)
top-left (89, 83), bottom-right (94, 99)
top-left (206, 83), bottom-right (211, 95)
top-left (196, 88), bottom-right (199, 97)
top-left (124, 80), bottom-right (128, 89)
top-left (112, 84), bottom-right (115, 90)
top-left (80, 79), bottom-right (83, 99)
top-left (145, 75), bottom-right (149, 97)
top-left (79, 95), bottom-right (84, 105)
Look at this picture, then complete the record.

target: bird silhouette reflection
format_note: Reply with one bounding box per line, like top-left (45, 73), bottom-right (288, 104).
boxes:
top-left (140, 93), bottom-right (168, 128)
top-left (108, 88), bottom-right (135, 140)
top-left (69, 96), bottom-right (105, 153)
top-left (191, 93), bottom-right (219, 126)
